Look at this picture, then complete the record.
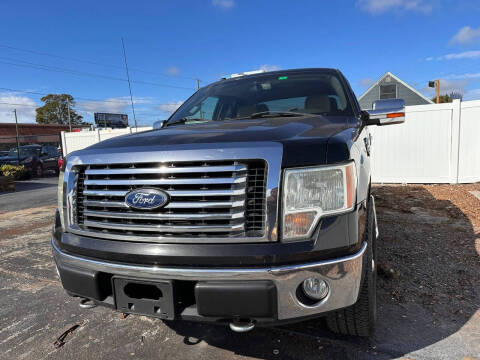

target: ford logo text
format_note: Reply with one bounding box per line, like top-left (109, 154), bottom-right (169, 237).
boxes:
top-left (124, 188), bottom-right (169, 210)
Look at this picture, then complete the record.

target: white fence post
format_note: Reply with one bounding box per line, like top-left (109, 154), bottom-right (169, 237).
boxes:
top-left (61, 131), bottom-right (67, 157)
top-left (450, 99), bottom-right (461, 184)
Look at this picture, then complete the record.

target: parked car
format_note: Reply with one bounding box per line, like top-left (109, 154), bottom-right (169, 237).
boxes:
top-left (1, 144), bottom-right (60, 177)
top-left (0, 150), bottom-right (9, 157)
top-left (53, 68), bottom-right (405, 336)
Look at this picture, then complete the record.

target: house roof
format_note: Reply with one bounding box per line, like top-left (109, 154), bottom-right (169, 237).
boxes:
top-left (358, 71), bottom-right (434, 104)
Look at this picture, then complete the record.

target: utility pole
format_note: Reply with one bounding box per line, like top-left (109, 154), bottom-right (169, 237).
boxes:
top-left (436, 79), bottom-right (440, 104)
top-left (13, 109), bottom-right (20, 164)
top-left (67, 97), bottom-right (72, 132)
top-left (121, 37), bottom-right (137, 129)
top-left (196, 79), bottom-right (200, 90)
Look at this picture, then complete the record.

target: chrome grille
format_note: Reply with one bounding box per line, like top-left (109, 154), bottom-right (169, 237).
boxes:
top-left (73, 160), bottom-right (267, 242)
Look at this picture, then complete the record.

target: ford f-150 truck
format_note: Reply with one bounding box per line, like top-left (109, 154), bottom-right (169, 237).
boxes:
top-left (52, 68), bottom-right (405, 336)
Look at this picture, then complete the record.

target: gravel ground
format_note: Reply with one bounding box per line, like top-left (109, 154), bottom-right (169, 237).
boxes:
top-left (0, 184), bottom-right (479, 360)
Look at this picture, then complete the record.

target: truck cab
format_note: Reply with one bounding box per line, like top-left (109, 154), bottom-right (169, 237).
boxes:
top-left (53, 68), bottom-right (404, 336)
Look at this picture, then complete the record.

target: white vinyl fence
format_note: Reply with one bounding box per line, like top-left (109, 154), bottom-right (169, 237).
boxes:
top-left (61, 127), bottom-right (152, 156)
top-left (370, 99), bottom-right (480, 184)
top-left (61, 99), bottom-right (480, 184)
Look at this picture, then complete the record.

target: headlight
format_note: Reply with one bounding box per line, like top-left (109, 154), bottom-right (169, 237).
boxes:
top-left (282, 162), bottom-right (356, 241)
top-left (57, 168), bottom-right (65, 229)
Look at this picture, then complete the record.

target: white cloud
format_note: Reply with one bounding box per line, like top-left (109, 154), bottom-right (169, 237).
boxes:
top-left (357, 0), bottom-right (433, 14)
top-left (464, 88), bottom-right (480, 101)
top-left (166, 66), bottom-right (180, 76)
top-left (445, 72), bottom-right (480, 80)
top-left (78, 97), bottom-right (151, 114)
top-left (212, 0), bottom-right (234, 9)
top-left (258, 64), bottom-right (281, 72)
top-left (450, 26), bottom-right (480, 45)
top-left (156, 101), bottom-right (183, 114)
top-left (359, 78), bottom-right (376, 88)
top-left (0, 93), bottom-right (37, 123)
top-left (426, 50), bottom-right (480, 61)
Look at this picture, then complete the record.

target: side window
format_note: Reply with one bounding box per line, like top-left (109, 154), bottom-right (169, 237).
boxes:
top-left (185, 96), bottom-right (219, 121)
top-left (380, 84), bottom-right (396, 99)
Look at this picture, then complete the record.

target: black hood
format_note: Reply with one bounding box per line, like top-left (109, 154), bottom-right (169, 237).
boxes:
top-left (85, 115), bottom-right (353, 167)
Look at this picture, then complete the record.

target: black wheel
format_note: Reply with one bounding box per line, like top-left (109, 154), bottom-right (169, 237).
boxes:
top-left (326, 196), bottom-right (377, 337)
top-left (34, 164), bottom-right (44, 178)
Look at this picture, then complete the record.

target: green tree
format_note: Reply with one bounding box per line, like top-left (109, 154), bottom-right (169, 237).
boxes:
top-left (431, 94), bottom-right (452, 104)
top-left (36, 94), bottom-right (83, 125)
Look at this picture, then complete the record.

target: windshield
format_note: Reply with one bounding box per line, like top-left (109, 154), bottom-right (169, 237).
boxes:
top-left (168, 72), bottom-right (354, 124)
top-left (8, 147), bottom-right (40, 158)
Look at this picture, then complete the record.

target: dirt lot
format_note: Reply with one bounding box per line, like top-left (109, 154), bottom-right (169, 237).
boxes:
top-left (0, 184), bottom-right (479, 360)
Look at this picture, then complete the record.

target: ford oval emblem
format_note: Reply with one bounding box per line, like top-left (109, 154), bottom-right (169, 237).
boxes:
top-left (124, 188), bottom-right (169, 210)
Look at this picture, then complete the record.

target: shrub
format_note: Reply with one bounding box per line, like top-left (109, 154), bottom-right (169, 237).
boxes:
top-left (0, 164), bottom-right (25, 180)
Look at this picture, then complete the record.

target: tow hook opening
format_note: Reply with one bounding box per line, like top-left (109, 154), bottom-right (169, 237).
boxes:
top-left (79, 298), bottom-right (96, 309)
top-left (229, 320), bottom-right (255, 333)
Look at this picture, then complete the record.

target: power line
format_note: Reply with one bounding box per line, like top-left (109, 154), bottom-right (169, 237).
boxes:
top-left (0, 86), bottom-right (183, 107)
top-left (0, 57), bottom-right (195, 90)
top-left (0, 43), bottom-right (201, 81)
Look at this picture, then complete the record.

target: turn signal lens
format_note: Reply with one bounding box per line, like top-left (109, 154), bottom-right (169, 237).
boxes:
top-left (386, 112), bottom-right (405, 118)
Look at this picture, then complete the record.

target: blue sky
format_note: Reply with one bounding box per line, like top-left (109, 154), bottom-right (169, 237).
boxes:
top-left (0, 0), bottom-right (479, 125)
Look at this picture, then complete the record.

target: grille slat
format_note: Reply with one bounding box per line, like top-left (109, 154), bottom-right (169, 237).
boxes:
top-left (85, 164), bottom-right (247, 175)
top-left (84, 220), bottom-right (245, 233)
top-left (83, 200), bottom-right (245, 209)
top-left (83, 189), bottom-right (246, 197)
top-left (83, 177), bottom-right (247, 186)
top-left (74, 160), bottom-right (267, 242)
top-left (83, 209), bottom-right (245, 220)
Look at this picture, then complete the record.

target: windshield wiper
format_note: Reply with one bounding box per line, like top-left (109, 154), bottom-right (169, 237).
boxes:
top-left (165, 118), bottom-right (208, 127)
top-left (237, 111), bottom-right (310, 120)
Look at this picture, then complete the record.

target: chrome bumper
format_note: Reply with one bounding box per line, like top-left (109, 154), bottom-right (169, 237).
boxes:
top-left (52, 239), bottom-right (366, 320)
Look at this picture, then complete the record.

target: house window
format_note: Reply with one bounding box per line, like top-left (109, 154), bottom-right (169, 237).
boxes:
top-left (380, 84), bottom-right (396, 99)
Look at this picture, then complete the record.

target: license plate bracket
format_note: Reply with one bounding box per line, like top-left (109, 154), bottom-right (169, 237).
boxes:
top-left (113, 277), bottom-right (174, 320)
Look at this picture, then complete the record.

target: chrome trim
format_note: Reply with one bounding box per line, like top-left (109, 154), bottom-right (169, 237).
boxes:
top-left (52, 239), bottom-right (366, 320)
top-left (83, 219), bottom-right (245, 233)
top-left (64, 144), bottom-right (282, 243)
top-left (83, 209), bottom-right (245, 220)
top-left (85, 164), bottom-right (247, 175)
top-left (83, 189), bottom-right (246, 197)
top-left (83, 176), bottom-right (247, 186)
top-left (83, 200), bottom-right (245, 209)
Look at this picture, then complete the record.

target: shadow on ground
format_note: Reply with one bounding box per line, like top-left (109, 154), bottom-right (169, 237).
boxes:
top-left (163, 186), bottom-right (480, 359)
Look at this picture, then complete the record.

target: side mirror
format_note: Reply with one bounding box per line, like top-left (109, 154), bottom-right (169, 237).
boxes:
top-left (153, 120), bottom-right (166, 129)
top-left (364, 99), bottom-right (405, 126)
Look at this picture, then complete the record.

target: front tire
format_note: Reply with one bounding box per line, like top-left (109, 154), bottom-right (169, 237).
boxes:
top-left (326, 197), bottom-right (377, 337)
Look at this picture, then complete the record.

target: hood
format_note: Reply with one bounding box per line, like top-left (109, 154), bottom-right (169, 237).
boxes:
top-left (84, 115), bottom-right (354, 167)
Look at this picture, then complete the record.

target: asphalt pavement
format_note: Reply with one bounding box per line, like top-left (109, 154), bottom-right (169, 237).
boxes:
top-left (0, 184), bottom-right (479, 359)
top-left (0, 176), bottom-right (58, 212)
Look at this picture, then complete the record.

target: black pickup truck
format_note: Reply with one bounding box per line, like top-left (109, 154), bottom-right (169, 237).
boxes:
top-left (53, 68), bottom-right (404, 336)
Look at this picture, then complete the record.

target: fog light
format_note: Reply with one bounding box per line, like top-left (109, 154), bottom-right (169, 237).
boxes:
top-left (302, 277), bottom-right (329, 301)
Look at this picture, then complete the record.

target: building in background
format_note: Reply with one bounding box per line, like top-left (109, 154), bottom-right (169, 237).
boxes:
top-left (358, 72), bottom-right (433, 110)
top-left (0, 123), bottom-right (87, 151)
top-left (94, 113), bottom-right (128, 128)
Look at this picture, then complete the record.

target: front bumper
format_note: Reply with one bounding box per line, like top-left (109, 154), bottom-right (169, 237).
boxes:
top-left (52, 239), bottom-right (366, 323)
